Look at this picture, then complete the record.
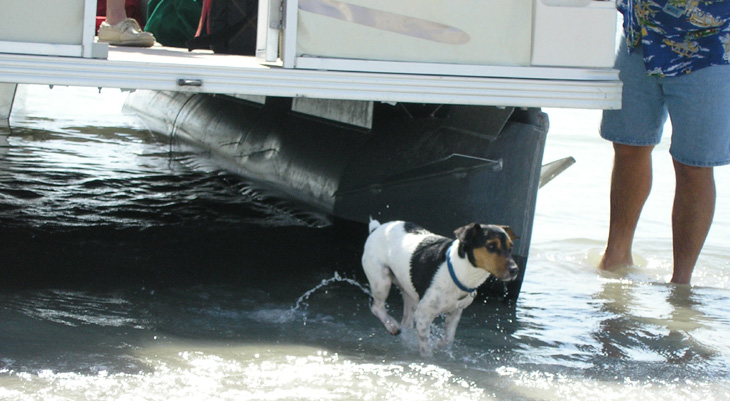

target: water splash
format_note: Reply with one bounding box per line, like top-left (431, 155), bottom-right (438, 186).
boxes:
top-left (292, 272), bottom-right (371, 313)
top-left (219, 273), bottom-right (371, 326)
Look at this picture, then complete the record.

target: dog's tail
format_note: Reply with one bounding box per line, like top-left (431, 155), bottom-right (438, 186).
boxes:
top-left (368, 217), bottom-right (381, 234)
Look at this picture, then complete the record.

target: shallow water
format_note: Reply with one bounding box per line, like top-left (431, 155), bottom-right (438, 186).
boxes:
top-left (0, 86), bottom-right (729, 400)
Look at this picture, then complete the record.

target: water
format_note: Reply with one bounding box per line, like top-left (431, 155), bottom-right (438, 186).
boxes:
top-left (1, 85), bottom-right (729, 400)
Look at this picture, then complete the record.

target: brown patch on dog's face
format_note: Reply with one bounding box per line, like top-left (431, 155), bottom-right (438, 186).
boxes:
top-left (455, 224), bottom-right (518, 281)
top-left (498, 226), bottom-right (520, 242)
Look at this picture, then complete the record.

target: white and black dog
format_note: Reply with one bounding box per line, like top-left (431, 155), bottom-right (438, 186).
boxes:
top-left (362, 219), bottom-right (518, 356)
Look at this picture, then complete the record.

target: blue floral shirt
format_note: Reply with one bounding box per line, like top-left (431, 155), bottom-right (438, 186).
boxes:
top-left (617, 0), bottom-right (730, 76)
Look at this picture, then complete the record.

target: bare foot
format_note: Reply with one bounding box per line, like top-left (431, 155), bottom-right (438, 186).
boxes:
top-left (598, 255), bottom-right (633, 271)
top-left (597, 247), bottom-right (633, 272)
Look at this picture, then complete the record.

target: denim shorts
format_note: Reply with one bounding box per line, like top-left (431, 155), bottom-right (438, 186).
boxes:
top-left (600, 41), bottom-right (730, 167)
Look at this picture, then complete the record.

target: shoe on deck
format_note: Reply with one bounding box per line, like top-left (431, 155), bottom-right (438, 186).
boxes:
top-left (98, 18), bottom-right (155, 47)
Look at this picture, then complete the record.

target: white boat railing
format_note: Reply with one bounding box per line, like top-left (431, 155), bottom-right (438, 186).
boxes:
top-left (0, 0), bottom-right (622, 111)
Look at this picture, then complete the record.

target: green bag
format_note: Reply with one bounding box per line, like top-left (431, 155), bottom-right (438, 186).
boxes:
top-left (145, 0), bottom-right (202, 48)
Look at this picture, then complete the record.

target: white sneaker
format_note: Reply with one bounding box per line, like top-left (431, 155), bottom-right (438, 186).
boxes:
top-left (98, 18), bottom-right (155, 47)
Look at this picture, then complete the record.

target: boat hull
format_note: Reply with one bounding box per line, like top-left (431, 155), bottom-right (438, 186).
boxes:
top-left (125, 91), bottom-right (548, 300)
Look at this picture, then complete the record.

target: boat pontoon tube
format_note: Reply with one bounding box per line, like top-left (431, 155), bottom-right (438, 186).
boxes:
top-left (125, 91), bottom-right (549, 300)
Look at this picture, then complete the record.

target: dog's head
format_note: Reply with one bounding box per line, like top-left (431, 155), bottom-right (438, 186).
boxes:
top-left (454, 223), bottom-right (519, 281)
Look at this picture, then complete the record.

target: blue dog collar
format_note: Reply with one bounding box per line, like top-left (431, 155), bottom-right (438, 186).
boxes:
top-left (447, 242), bottom-right (478, 295)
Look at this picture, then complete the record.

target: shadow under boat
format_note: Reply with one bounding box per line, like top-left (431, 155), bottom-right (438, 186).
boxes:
top-left (125, 90), bottom-right (564, 301)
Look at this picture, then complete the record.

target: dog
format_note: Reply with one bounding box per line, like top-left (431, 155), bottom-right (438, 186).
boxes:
top-left (361, 219), bottom-right (518, 356)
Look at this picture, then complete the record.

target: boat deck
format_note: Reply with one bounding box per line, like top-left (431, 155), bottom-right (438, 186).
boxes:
top-left (0, 45), bottom-right (621, 109)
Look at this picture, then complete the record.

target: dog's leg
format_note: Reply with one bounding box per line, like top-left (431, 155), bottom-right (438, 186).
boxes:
top-left (401, 293), bottom-right (418, 330)
top-left (438, 309), bottom-right (464, 350)
top-left (364, 262), bottom-right (401, 335)
top-left (414, 303), bottom-right (439, 357)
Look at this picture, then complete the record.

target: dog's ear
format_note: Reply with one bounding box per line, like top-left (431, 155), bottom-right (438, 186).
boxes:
top-left (454, 223), bottom-right (482, 241)
top-left (454, 223), bottom-right (483, 258)
top-left (498, 225), bottom-right (520, 241)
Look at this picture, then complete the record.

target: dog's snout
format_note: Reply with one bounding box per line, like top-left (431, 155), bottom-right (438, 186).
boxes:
top-left (504, 260), bottom-right (519, 281)
top-left (509, 264), bottom-right (519, 278)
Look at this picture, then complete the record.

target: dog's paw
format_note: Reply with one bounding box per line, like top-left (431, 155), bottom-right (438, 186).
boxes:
top-left (385, 322), bottom-right (401, 336)
top-left (419, 344), bottom-right (433, 358)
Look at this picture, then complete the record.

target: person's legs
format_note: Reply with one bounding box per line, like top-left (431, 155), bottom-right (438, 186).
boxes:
top-left (600, 41), bottom-right (729, 282)
top-left (599, 143), bottom-right (654, 270)
top-left (599, 42), bottom-right (666, 271)
top-left (670, 161), bottom-right (715, 284)
top-left (105, 0), bottom-right (127, 26)
top-left (663, 64), bottom-right (730, 284)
